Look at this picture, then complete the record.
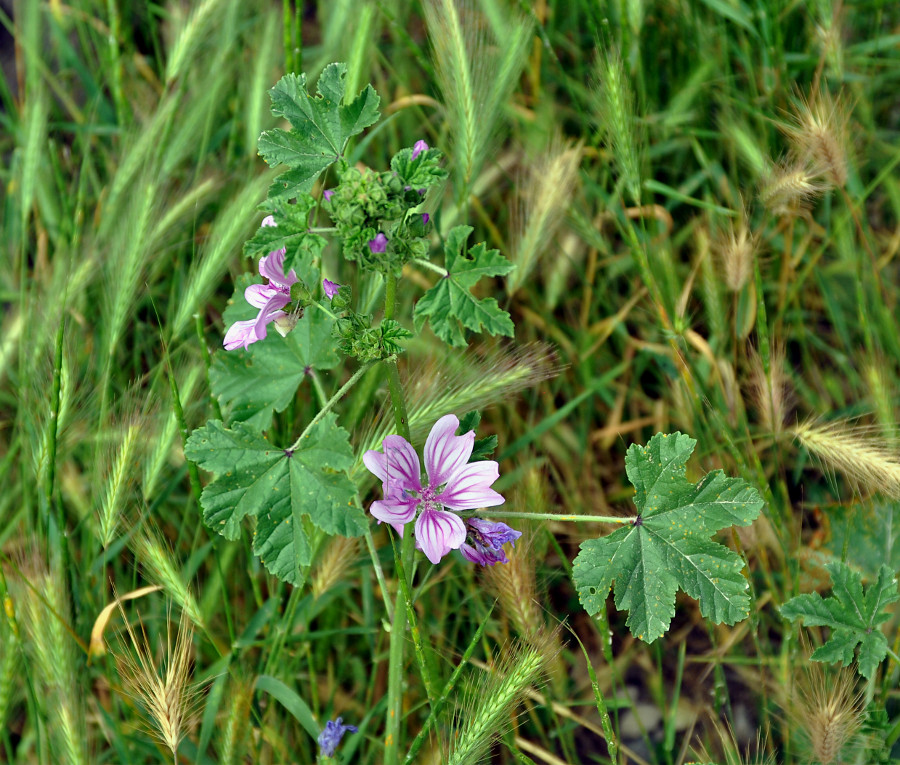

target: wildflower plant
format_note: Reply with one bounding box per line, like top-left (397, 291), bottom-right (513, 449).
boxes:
top-left (184, 63), bottom-right (770, 764)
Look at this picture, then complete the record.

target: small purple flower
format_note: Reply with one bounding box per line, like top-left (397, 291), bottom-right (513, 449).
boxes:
top-left (459, 518), bottom-right (522, 566)
top-left (368, 232), bottom-right (388, 254)
top-left (323, 278), bottom-right (341, 299)
top-left (422, 213), bottom-right (430, 225)
top-left (317, 717), bottom-right (357, 758)
top-left (223, 221), bottom-right (298, 351)
top-left (411, 139), bottom-right (429, 159)
top-left (363, 414), bottom-right (505, 564)
top-left (323, 189), bottom-right (334, 201)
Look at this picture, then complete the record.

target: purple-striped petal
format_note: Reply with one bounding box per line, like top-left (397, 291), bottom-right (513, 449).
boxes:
top-left (363, 436), bottom-right (421, 493)
top-left (223, 319), bottom-right (261, 350)
top-left (424, 415), bottom-right (474, 487)
top-left (437, 460), bottom-right (504, 510)
top-left (259, 248), bottom-right (296, 287)
top-left (244, 282), bottom-right (278, 309)
top-left (261, 215), bottom-right (276, 227)
top-left (370, 496), bottom-right (417, 535)
top-left (415, 509), bottom-right (466, 564)
top-left (252, 295), bottom-right (291, 341)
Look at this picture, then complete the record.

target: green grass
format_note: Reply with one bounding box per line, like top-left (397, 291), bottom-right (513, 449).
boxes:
top-left (2, 0), bottom-right (900, 763)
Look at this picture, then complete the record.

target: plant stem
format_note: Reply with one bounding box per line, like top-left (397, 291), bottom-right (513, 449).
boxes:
top-left (364, 529), bottom-right (393, 623)
top-left (382, 270), bottom-right (415, 765)
top-left (286, 361), bottom-right (374, 452)
top-left (476, 510), bottom-right (633, 524)
top-left (412, 257), bottom-right (448, 277)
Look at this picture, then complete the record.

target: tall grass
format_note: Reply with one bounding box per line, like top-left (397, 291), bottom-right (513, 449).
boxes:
top-left (2, 0), bottom-right (900, 762)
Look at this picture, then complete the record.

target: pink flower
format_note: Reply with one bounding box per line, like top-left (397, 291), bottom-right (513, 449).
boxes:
top-left (363, 415), bottom-right (505, 564)
top-left (323, 189), bottom-right (334, 201)
top-left (411, 139), bottom-right (429, 159)
top-left (223, 221), bottom-right (298, 351)
top-left (323, 278), bottom-right (341, 299)
top-left (368, 232), bottom-right (388, 254)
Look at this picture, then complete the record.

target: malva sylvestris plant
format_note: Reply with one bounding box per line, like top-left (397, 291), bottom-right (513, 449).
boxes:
top-left (182, 63), bottom-right (811, 765)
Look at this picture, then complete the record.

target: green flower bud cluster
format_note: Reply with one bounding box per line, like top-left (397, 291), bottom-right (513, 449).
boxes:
top-left (333, 311), bottom-right (413, 362)
top-left (323, 145), bottom-right (447, 276)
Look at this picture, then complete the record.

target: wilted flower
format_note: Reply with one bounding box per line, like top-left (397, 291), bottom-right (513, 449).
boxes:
top-left (223, 220), bottom-right (298, 351)
top-left (411, 139), bottom-right (429, 159)
top-left (317, 717), bottom-right (357, 758)
top-left (368, 232), bottom-right (388, 254)
top-left (364, 414), bottom-right (505, 564)
top-left (459, 518), bottom-right (521, 566)
top-left (323, 279), bottom-right (341, 299)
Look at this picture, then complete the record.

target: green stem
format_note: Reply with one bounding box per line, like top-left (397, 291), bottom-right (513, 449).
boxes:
top-left (412, 257), bottom-right (448, 277)
top-left (311, 300), bottom-right (338, 321)
top-left (476, 510), bottom-right (634, 524)
top-left (404, 602), bottom-right (495, 764)
top-left (287, 362), bottom-right (374, 452)
top-left (364, 529), bottom-right (393, 623)
top-left (382, 270), bottom-right (414, 765)
top-left (307, 369), bottom-right (328, 408)
top-left (392, 537), bottom-right (437, 704)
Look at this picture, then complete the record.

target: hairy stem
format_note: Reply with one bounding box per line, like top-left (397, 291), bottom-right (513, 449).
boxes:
top-left (286, 361), bottom-right (374, 452)
top-left (382, 270), bottom-right (415, 765)
top-left (477, 510), bottom-right (633, 524)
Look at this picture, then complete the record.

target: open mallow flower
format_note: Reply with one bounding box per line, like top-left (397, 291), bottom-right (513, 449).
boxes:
top-left (223, 219), bottom-right (298, 350)
top-left (363, 414), bottom-right (505, 564)
top-left (460, 518), bottom-right (522, 566)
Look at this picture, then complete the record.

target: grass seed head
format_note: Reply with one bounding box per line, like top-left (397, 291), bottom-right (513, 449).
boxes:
top-left (715, 216), bottom-right (756, 292)
top-left (114, 605), bottom-right (200, 759)
top-left (785, 88), bottom-right (850, 189)
top-left (132, 528), bottom-right (206, 630)
top-left (786, 658), bottom-right (865, 765)
top-left (760, 159), bottom-right (825, 216)
top-left (312, 535), bottom-right (359, 600)
top-left (11, 555), bottom-right (88, 765)
top-left (792, 418), bottom-right (900, 499)
top-left (507, 139), bottom-right (583, 296)
top-left (448, 631), bottom-right (555, 765)
top-left (594, 48), bottom-right (642, 205)
top-left (747, 343), bottom-right (791, 434)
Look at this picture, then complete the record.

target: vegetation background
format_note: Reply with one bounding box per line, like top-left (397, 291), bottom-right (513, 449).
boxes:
top-left (2, 0), bottom-right (900, 763)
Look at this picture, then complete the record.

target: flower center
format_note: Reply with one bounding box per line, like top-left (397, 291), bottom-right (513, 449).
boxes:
top-left (417, 485), bottom-right (441, 514)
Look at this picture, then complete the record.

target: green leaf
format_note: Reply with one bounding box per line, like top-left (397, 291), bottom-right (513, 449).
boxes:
top-left (258, 64), bottom-right (380, 200)
top-left (390, 145), bottom-right (449, 188)
top-left (413, 225), bottom-right (515, 347)
top-left (243, 197), bottom-right (327, 274)
top-left (212, 278), bottom-right (339, 430)
top-left (185, 415), bottom-right (366, 585)
top-left (573, 432), bottom-right (764, 643)
top-left (780, 560), bottom-right (899, 679)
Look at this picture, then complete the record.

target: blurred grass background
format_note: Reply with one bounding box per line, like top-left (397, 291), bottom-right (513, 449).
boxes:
top-left (2, 0), bottom-right (900, 762)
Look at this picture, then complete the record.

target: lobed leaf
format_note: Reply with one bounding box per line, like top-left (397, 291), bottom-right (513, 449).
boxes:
top-left (413, 225), bottom-right (515, 347)
top-left (780, 561), bottom-right (899, 679)
top-left (185, 415), bottom-right (366, 586)
top-left (573, 432), bottom-right (764, 643)
top-left (258, 63), bottom-right (380, 200)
